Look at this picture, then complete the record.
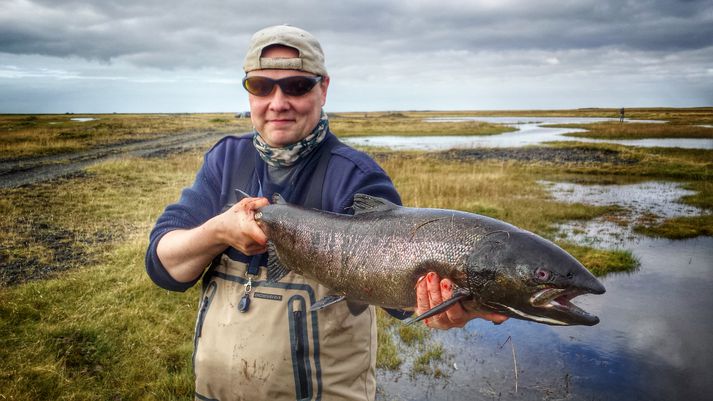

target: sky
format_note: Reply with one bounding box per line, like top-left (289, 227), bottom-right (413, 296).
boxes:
top-left (1, 0), bottom-right (712, 113)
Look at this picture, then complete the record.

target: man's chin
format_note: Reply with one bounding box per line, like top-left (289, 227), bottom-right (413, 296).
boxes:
top-left (261, 130), bottom-right (303, 148)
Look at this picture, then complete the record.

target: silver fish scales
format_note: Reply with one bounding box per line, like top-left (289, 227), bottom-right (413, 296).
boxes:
top-left (254, 193), bottom-right (605, 326)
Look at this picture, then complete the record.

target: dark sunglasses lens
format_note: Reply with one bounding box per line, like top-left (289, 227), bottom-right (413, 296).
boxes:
top-left (243, 77), bottom-right (275, 96)
top-left (280, 76), bottom-right (319, 96)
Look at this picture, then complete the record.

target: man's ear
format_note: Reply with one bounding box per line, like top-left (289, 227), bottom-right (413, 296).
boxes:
top-left (320, 75), bottom-right (330, 106)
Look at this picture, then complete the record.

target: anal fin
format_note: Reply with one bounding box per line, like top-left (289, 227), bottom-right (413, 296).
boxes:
top-left (403, 289), bottom-right (471, 325)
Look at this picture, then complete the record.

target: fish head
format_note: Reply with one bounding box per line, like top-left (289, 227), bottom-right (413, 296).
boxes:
top-left (465, 230), bottom-right (605, 326)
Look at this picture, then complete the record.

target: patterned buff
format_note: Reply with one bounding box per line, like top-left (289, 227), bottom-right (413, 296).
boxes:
top-left (252, 111), bottom-right (329, 167)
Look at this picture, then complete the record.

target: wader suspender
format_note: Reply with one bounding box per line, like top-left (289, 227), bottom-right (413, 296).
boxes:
top-left (231, 135), bottom-right (343, 276)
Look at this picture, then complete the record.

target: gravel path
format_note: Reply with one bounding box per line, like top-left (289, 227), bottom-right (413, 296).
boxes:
top-left (0, 130), bottom-right (242, 188)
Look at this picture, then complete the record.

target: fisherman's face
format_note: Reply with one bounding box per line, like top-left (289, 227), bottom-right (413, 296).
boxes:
top-left (247, 46), bottom-right (329, 148)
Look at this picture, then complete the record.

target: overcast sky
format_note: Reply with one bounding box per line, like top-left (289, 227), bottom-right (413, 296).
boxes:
top-left (1, 0), bottom-right (712, 113)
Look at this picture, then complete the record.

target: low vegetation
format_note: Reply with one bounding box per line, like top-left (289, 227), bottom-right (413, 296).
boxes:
top-left (0, 113), bottom-right (252, 160)
top-left (549, 121), bottom-right (713, 140)
top-left (329, 112), bottom-right (513, 137)
top-left (1, 109), bottom-right (711, 399)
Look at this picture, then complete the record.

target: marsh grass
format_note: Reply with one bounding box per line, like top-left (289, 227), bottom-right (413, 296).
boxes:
top-left (329, 112), bottom-right (514, 137)
top-left (549, 121), bottom-right (713, 140)
top-left (0, 113), bottom-right (251, 160)
top-left (1, 150), bottom-right (204, 400)
top-left (372, 107), bottom-right (712, 125)
top-left (1, 109), bottom-right (711, 399)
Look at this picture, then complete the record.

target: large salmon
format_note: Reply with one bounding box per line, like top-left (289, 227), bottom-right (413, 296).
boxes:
top-left (254, 193), bottom-right (605, 326)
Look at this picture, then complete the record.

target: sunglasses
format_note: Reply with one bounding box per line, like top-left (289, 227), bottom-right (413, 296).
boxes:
top-left (242, 75), bottom-right (323, 97)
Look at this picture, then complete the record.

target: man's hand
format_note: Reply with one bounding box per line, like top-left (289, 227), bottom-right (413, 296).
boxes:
top-left (214, 196), bottom-right (270, 255)
top-left (156, 196), bottom-right (270, 283)
top-left (415, 272), bottom-right (508, 329)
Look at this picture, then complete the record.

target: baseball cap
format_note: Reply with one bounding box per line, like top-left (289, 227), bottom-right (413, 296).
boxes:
top-left (243, 25), bottom-right (328, 76)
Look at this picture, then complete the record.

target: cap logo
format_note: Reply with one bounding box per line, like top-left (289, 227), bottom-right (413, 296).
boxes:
top-left (259, 57), bottom-right (303, 70)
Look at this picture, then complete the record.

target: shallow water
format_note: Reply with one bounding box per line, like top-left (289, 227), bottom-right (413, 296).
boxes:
top-left (545, 181), bottom-right (703, 248)
top-left (343, 116), bottom-right (713, 150)
top-left (70, 117), bottom-right (97, 122)
top-left (377, 181), bottom-right (713, 401)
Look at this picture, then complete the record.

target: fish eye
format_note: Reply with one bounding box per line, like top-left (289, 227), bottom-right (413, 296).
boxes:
top-left (534, 268), bottom-right (551, 282)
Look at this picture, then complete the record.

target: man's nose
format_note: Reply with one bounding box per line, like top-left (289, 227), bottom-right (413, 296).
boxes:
top-left (268, 86), bottom-right (290, 111)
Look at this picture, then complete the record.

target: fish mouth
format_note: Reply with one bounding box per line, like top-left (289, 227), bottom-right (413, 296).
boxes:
top-left (530, 288), bottom-right (600, 326)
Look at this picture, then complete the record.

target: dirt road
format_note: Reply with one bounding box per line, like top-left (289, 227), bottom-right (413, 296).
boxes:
top-left (0, 130), bottom-right (242, 188)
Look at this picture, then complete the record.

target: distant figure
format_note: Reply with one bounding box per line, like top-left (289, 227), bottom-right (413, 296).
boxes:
top-left (619, 107), bottom-right (625, 123)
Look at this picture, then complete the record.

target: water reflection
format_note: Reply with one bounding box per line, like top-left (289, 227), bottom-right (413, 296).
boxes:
top-left (377, 181), bottom-right (713, 401)
top-left (343, 116), bottom-right (713, 150)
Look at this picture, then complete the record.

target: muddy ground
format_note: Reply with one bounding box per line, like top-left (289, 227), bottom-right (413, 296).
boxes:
top-left (434, 146), bottom-right (639, 164)
top-left (0, 129), bottom-right (234, 188)
top-left (1, 138), bottom-right (635, 286)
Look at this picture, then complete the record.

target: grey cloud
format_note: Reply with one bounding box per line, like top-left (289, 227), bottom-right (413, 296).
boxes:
top-left (1, 0), bottom-right (712, 71)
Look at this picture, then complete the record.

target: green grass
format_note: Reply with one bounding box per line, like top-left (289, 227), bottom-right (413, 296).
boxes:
top-left (376, 154), bottom-right (643, 274)
top-left (1, 109), bottom-right (711, 398)
top-left (548, 121), bottom-right (713, 140)
top-left (0, 113), bottom-right (252, 160)
top-left (0, 238), bottom-right (198, 400)
top-left (329, 112), bottom-right (514, 137)
top-left (412, 344), bottom-right (446, 376)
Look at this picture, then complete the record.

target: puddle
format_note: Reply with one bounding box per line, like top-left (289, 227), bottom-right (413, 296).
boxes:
top-left (70, 117), bottom-right (97, 122)
top-left (543, 180), bottom-right (704, 248)
top-left (343, 116), bottom-right (713, 150)
top-left (377, 180), bottom-right (713, 401)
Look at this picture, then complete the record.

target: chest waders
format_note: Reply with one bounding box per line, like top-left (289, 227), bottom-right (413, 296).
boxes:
top-left (193, 138), bottom-right (378, 401)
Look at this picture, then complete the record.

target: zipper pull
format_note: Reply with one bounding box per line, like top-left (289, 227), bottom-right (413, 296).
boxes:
top-left (238, 277), bottom-right (252, 313)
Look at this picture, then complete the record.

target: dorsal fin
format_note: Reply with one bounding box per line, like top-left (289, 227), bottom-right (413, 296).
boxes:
top-left (352, 194), bottom-right (399, 215)
top-left (272, 193), bottom-right (287, 204)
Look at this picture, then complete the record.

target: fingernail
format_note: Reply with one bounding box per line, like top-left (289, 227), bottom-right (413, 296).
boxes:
top-left (441, 282), bottom-right (450, 291)
top-left (427, 272), bottom-right (435, 283)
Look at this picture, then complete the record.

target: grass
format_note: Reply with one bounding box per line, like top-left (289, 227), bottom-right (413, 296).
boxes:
top-left (0, 113), bottom-right (252, 160)
top-left (0, 237), bottom-right (197, 400)
top-left (376, 154), bottom-right (642, 270)
top-left (1, 109), bottom-right (711, 399)
top-left (376, 309), bottom-right (449, 378)
top-left (1, 150), bottom-right (203, 400)
top-left (375, 107), bottom-right (713, 125)
top-left (329, 111), bottom-right (514, 137)
top-left (548, 121), bottom-right (713, 140)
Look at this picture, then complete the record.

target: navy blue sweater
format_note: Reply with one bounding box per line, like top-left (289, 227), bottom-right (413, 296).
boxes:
top-left (145, 132), bottom-right (402, 292)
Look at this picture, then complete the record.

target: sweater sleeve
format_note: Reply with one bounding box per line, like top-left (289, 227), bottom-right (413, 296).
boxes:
top-left (144, 142), bottom-right (226, 292)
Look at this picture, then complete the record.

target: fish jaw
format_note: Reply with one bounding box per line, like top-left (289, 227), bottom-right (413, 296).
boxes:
top-left (467, 230), bottom-right (606, 326)
top-left (528, 287), bottom-right (601, 326)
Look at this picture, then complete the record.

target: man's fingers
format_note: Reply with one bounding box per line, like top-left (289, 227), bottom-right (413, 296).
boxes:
top-left (440, 279), bottom-right (467, 325)
top-left (415, 275), bottom-right (430, 314)
top-left (426, 272), bottom-right (443, 307)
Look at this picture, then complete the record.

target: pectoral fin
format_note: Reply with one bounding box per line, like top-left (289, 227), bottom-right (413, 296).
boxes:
top-left (310, 295), bottom-right (369, 316)
top-left (266, 242), bottom-right (290, 282)
top-left (403, 289), bottom-right (471, 325)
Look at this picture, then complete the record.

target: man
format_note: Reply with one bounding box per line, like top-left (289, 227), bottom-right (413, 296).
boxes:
top-left (145, 25), bottom-right (505, 401)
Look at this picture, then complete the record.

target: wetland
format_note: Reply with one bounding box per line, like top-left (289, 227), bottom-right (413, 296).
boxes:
top-left (0, 108), bottom-right (711, 400)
